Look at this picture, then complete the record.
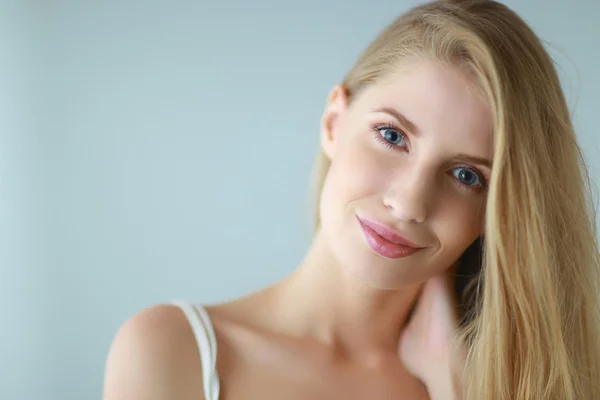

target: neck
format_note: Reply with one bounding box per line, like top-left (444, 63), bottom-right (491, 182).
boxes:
top-left (270, 231), bottom-right (422, 357)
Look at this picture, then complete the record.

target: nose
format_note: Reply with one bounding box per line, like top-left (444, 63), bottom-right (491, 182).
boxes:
top-left (382, 166), bottom-right (434, 224)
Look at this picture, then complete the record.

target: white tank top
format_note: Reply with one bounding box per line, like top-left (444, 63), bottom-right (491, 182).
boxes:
top-left (172, 301), bottom-right (221, 400)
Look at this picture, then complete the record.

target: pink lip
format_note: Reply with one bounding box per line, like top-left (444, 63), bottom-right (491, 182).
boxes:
top-left (358, 217), bottom-right (423, 248)
top-left (357, 216), bottom-right (424, 259)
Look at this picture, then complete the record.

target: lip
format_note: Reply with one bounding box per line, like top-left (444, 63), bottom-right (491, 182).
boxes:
top-left (358, 217), bottom-right (423, 248)
top-left (357, 216), bottom-right (424, 259)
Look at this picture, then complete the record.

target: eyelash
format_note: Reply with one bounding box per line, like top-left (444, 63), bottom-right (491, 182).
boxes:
top-left (372, 121), bottom-right (409, 151)
top-left (451, 164), bottom-right (487, 193)
top-left (371, 122), bottom-right (488, 193)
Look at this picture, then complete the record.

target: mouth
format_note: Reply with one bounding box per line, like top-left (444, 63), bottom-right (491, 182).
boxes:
top-left (357, 216), bottom-right (424, 259)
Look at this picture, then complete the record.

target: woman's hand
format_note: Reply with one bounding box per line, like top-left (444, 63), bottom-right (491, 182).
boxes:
top-left (399, 272), bottom-right (466, 400)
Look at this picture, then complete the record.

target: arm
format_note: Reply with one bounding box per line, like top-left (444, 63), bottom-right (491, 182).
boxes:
top-left (103, 305), bottom-right (205, 400)
top-left (399, 274), bottom-right (466, 400)
top-left (422, 360), bottom-right (463, 400)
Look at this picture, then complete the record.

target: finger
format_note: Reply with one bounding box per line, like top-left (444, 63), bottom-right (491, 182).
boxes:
top-left (399, 315), bottom-right (425, 377)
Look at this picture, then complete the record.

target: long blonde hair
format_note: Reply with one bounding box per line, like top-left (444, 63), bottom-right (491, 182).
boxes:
top-left (311, 1), bottom-right (600, 398)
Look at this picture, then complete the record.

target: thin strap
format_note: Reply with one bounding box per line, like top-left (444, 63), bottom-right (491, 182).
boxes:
top-left (172, 301), bottom-right (220, 400)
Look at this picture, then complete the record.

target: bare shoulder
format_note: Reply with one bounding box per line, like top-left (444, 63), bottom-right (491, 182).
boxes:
top-left (103, 304), bottom-right (204, 400)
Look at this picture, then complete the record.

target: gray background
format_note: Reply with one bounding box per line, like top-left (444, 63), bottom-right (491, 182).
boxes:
top-left (1, 0), bottom-right (598, 399)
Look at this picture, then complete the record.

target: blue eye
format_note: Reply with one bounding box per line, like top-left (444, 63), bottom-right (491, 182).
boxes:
top-left (378, 128), bottom-right (406, 147)
top-left (451, 167), bottom-right (484, 187)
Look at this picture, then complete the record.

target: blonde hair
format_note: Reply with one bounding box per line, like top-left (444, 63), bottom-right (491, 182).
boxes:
top-left (311, 1), bottom-right (600, 398)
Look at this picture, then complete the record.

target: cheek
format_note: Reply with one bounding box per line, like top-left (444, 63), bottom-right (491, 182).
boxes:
top-left (327, 140), bottom-right (389, 201)
top-left (435, 197), bottom-right (485, 257)
top-left (319, 140), bottom-right (388, 229)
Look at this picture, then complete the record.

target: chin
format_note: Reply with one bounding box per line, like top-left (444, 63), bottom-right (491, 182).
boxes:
top-left (321, 223), bottom-right (426, 290)
top-left (339, 247), bottom-right (428, 290)
top-left (349, 268), bottom-right (409, 290)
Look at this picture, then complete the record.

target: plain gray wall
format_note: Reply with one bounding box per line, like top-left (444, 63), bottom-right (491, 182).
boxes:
top-left (1, 0), bottom-right (598, 399)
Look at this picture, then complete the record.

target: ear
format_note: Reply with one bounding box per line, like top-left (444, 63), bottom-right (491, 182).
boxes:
top-left (320, 84), bottom-right (350, 160)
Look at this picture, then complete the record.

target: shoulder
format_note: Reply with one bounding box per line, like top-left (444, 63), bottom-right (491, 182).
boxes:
top-left (103, 304), bottom-right (205, 400)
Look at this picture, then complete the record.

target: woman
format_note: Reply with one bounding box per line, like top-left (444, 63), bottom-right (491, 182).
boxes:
top-left (103, 1), bottom-right (600, 399)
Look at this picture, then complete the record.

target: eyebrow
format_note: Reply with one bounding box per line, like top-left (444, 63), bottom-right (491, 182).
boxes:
top-left (373, 107), bottom-right (492, 169)
top-left (455, 153), bottom-right (492, 169)
top-left (372, 107), bottom-right (420, 136)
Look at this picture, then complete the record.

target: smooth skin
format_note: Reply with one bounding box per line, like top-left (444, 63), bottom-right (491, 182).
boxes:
top-left (104, 59), bottom-right (492, 400)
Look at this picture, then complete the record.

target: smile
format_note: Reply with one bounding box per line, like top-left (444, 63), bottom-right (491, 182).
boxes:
top-left (357, 216), bottom-right (424, 259)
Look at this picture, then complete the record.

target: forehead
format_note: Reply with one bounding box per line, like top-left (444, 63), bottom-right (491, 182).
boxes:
top-left (354, 60), bottom-right (493, 160)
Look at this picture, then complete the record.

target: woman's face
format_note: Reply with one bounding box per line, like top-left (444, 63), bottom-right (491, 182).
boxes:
top-left (319, 59), bottom-right (493, 289)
